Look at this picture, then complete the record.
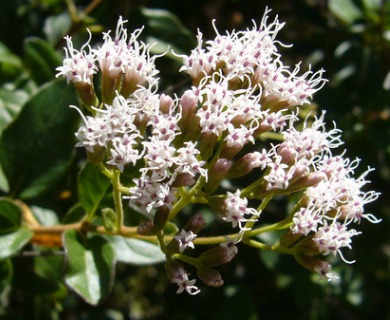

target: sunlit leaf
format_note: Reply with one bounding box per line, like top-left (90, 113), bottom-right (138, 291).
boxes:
top-left (0, 86), bottom-right (29, 132)
top-left (44, 12), bottom-right (72, 45)
top-left (106, 235), bottom-right (165, 265)
top-left (63, 230), bottom-right (116, 305)
top-left (0, 228), bottom-right (34, 259)
top-left (329, 0), bottom-right (363, 25)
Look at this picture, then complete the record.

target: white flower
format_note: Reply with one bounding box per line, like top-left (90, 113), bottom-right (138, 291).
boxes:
top-left (150, 111), bottom-right (181, 140)
top-left (174, 141), bottom-right (208, 179)
top-left (142, 136), bottom-right (176, 171)
top-left (94, 16), bottom-right (159, 88)
top-left (170, 267), bottom-right (200, 295)
top-left (174, 229), bottom-right (197, 252)
top-left (313, 222), bottom-right (361, 263)
top-left (279, 113), bottom-right (343, 163)
top-left (128, 174), bottom-right (175, 214)
top-left (291, 206), bottom-right (322, 236)
top-left (224, 124), bottom-right (256, 149)
top-left (223, 190), bottom-right (260, 230)
top-left (56, 32), bottom-right (97, 84)
top-left (180, 30), bottom-right (217, 80)
top-left (106, 133), bottom-right (143, 172)
top-left (264, 156), bottom-right (292, 190)
top-left (259, 110), bottom-right (295, 132)
top-left (249, 149), bottom-right (273, 171)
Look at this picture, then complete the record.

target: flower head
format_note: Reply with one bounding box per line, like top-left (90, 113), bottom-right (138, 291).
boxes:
top-left (56, 32), bottom-right (97, 84)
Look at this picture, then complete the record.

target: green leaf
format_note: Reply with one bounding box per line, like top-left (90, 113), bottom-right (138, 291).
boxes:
top-left (0, 42), bottom-right (22, 69)
top-left (106, 236), bottom-right (165, 265)
top-left (0, 79), bottom-right (78, 199)
top-left (329, 0), bottom-right (363, 25)
top-left (0, 86), bottom-right (29, 132)
top-left (62, 202), bottom-right (86, 224)
top-left (63, 230), bottom-right (116, 305)
top-left (43, 12), bottom-right (72, 45)
top-left (78, 162), bottom-right (111, 217)
top-left (24, 37), bottom-right (63, 85)
top-left (30, 205), bottom-right (59, 226)
top-left (362, 0), bottom-right (381, 11)
top-left (0, 42), bottom-right (23, 81)
top-left (0, 228), bottom-right (34, 259)
top-left (140, 8), bottom-right (196, 58)
top-left (0, 163), bottom-right (9, 193)
top-left (0, 197), bottom-right (23, 234)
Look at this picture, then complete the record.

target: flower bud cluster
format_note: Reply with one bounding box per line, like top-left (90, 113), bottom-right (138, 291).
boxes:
top-left (57, 9), bottom-right (380, 293)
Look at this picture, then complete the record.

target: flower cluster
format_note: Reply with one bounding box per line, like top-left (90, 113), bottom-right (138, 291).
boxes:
top-left (57, 9), bottom-right (380, 294)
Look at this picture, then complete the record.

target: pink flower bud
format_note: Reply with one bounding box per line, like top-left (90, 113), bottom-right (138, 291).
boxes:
top-left (198, 132), bottom-right (218, 161)
top-left (289, 171), bottom-right (326, 190)
top-left (153, 205), bottom-right (170, 230)
top-left (199, 244), bottom-right (237, 267)
top-left (184, 213), bottom-right (206, 234)
top-left (295, 236), bottom-right (321, 256)
top-left (204, 158), bottom-right (232, 194)
top-left (197, 267), bottom-right (224, 287)
top-left (227, 153), bottom-right (257, 178)
top-left (137, 220), bottom-right (156, 236)
top-left (180, 90), bottom-right (198, 112)
top-left (279, 230), bottom-right (303, 247)
top-left (178, 90), bottom-right (200, 141)
top-left (159, 94), bottom-right (174, 114)
top-left (172, 173), bottom-right (196, 187)
top-left (74, 82), bottom-right (98, 110)
top-left (295, 254), bottom-right (332, 277)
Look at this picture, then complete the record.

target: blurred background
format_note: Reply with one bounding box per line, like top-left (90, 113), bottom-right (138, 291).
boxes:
top-left (0, 0), bottom-right (389, 319)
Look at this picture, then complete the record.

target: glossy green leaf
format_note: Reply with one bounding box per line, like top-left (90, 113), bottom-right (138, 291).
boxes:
top-left (0, 163), bottom-right (9, 193)
top-left (329, 0), bottom-right (363, 25)
top-left (63, 230), bottom-right (116, 305)
top-left (0, 228), bottom-right (34, 259)
top-left (43, 12), bottom-right (72, 45)
top-left (0, 41), bottom-right (23, 80)
top-left (0, 42), bottom-right (22, 68)
top-left (78, 162), bottom-right (111, 217)
top-left (106, 236), bottom-right (165, 265)
top-left (0, 197), bottom-right (23, 234)
top-left (140, 8), bottom-right (196, 58)
top-left (24, 37), bottom-right (63, 85)
top-left (0, 86), bottom-right (29, 132)
top-left (362, 0), bottom-right (381, 11)
top-left (31, 205), bottom-right (59, 226)
top-left (62, 202), bottom-right (86, 224)
top-left (0, 79), bottom-right (78, 199)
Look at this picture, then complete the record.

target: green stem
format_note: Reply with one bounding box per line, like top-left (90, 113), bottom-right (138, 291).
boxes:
top-left (156, 230), bottom-right (167, 254)
top-left (245, 216), bottom-right (293, 238)
top-left (98, 163), bottom-right (113, 179)
top-left (112, 170), bottom-right (124, 232)
top-left (169, 176), bottom-right (206, 220)
top-left (172, 253), bottom-right (199, 267)
top-left (242, 238), bottom-right (294, 255)
top-left (242, 238), bottom-right (272, 250)
top-left (243, 194), bottom-right (273, 231)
